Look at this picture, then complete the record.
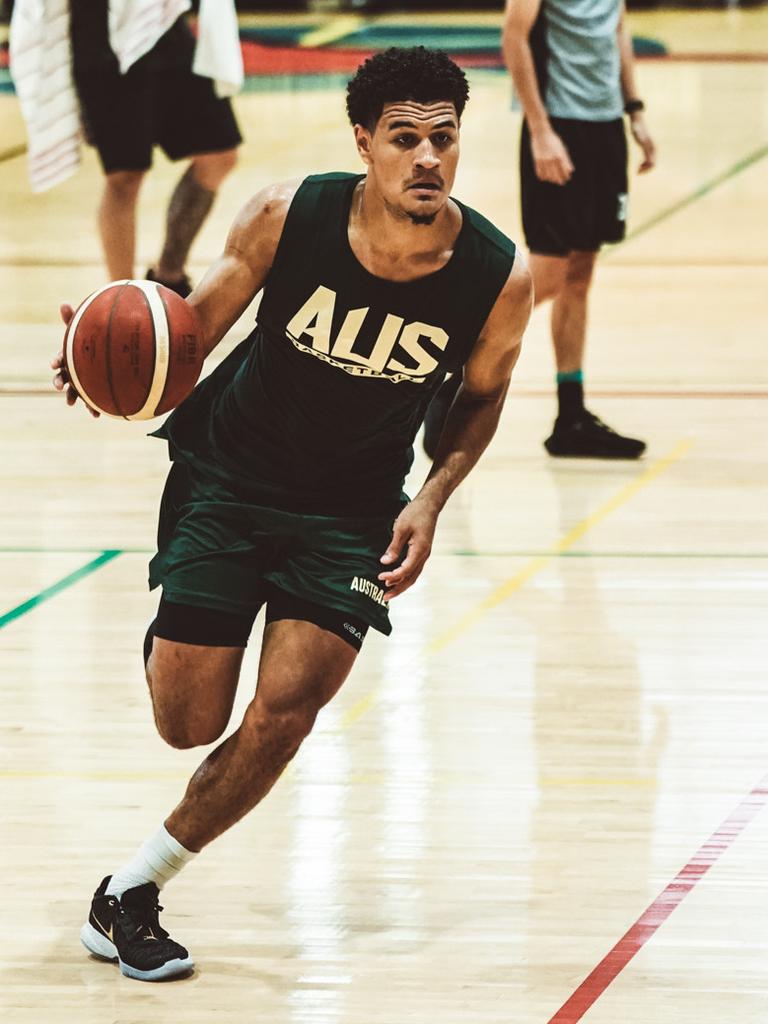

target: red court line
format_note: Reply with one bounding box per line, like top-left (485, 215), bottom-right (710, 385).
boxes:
top-left (644, 52), bottom-right (768, 63)
top-left (546, 773), bottom-right (768, 1024)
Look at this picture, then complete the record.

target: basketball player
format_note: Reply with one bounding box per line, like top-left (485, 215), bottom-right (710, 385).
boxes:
top-left (71, 1), bottom-right (241, 294)
top-left (424, 0), bottom-right (656, 460)
top-left (52, 48), bottom-right (532, 981)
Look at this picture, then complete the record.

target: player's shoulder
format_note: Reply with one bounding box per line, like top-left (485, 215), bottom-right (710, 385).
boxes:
top-left (242, 173), bottom-right (356, 214)
top-left (456, 199), bottom-right (517, 263)
top-left (249, 172), bottom-right (361, 228)
top-left (302, 171), bottom-right (361, 188)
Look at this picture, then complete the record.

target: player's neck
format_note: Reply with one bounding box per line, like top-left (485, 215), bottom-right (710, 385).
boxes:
top-left (349, 179), bottom-right (462, 282)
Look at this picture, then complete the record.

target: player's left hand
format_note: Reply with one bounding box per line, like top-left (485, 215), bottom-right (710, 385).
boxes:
top-left (378, 497), bottom-right (438, 600)
top-left (52, 303), bottom-right (100, 417)
top-left (630, 113), bottom-right (656, 174)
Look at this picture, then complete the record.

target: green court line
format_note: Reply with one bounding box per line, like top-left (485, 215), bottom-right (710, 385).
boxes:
top-left (0, 547), bottom-right (764, 559)
top-left (0, 550), bottom-right (122, 630)
top-left (0, 547), bottom-right (150, 554)
top-left (609, 141), bottom-right (768, 251)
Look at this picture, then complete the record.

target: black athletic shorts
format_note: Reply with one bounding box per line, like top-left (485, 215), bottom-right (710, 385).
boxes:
top-left (72, 15), bottom-right (242, 174)
top-left (147, 462), bottom-right (407, 650)
top-left (520, 117), bottom-right (628, 256)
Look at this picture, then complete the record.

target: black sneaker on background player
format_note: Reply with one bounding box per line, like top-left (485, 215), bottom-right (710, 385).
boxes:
top-left (544, 410), bottom-right (646, 459)
top-left (80, 876), bottom-right (193, 981)
top-left (146, 267), bottom-right (193, 299)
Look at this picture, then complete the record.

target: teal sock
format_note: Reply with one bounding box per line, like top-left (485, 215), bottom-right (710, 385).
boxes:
top-left (556, 369), bottom-right (583, 384)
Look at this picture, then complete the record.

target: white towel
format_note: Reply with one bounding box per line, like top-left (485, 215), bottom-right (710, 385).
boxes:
top-left (9, 0), bottom-right (81, 192)
top-left (10, 0), bottom-right (243, 192)
top-left (193, 0), bottom-right (244, 99)
top-left (109, 0), bottom-right (191, 74)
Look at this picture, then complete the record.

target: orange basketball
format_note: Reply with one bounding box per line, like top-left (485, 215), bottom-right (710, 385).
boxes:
top-left (63, 280), bottom-right (204, 420)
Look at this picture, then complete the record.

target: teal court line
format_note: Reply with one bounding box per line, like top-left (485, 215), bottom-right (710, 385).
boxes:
top-left (0, 550), bottom-right (122, 630)
top-left (0, 547), bottom-right (764, 559)
top-left (607, 141), bottom-right (768, 252)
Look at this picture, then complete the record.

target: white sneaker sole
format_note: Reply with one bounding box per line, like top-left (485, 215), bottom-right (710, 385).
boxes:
top-left (80, 922), bottom-right (194, 981)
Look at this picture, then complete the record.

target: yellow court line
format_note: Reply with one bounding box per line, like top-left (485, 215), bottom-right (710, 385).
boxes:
top-left (428, 437), bottom-right (694, 654)
top-left (338, 438), bottom-right (694, 728)
top-left (540, 777), bottom-right (656, 788)
top-left (299, 15), bottom-right (367, 49)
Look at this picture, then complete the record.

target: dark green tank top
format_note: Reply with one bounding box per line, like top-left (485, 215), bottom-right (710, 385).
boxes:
top-left (155, 173), bottom-right (516, 515)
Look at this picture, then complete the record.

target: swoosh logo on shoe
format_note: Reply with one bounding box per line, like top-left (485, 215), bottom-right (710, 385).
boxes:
top-left (93, 913), bottom-right (114, 942)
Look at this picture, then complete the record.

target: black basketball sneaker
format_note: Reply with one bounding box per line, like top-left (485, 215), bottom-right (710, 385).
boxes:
top-left (544, 410), bottom-right (646, 459)
top-left (146, 267), bottom-right (193, 299)
top-left (80, 876), bottom-right (193, 981)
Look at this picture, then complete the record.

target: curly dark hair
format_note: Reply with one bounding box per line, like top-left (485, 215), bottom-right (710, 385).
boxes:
top-left (346, 47), bottom-right (470, 130)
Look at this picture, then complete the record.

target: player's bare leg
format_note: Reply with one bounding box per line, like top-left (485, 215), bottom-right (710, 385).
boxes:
top-left (530, 249), bottom-right (645, 459)
top-left (152, 148), bottom-right (239, 292)
top-left (549, 249), bottom-right (597, 373)
top-left (81, 620), bottom-right (356, 979)
top-left (161, 619), bottom-right (357, 851)
top-left (528, 252), bottom-right (567, 308)
top-left (98, 170), bottom-right (146, 281)
top-left (145, 639), bottom-right (245, 750)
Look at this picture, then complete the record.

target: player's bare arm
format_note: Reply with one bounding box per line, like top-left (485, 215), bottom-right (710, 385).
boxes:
top-left (503, 0), bottom-right (574, 185)
top-left (51, 179), bottom-right (299, 410)
top-left (189, 178), bottom-right (299, 356)
top-left (379, 253), bottom-right (533, 600)
top-left (617, 1), bottom-right (656, 173)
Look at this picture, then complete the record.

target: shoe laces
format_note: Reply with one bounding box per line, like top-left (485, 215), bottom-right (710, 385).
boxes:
top-left (119, 888), bottom-right (170, 943)
top-left (582, 410), bottom-right (617, 434)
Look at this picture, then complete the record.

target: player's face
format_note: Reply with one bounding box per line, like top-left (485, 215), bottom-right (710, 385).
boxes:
top-left (355, 101), bottom-right (460, 225)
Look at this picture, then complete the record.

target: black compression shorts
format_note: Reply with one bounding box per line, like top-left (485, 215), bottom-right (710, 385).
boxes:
top-left (154, 591), bottom-right (370, 652)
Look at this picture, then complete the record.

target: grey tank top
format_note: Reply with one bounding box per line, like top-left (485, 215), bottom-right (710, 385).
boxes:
top-left (529, 0), bottom-right (623, 122)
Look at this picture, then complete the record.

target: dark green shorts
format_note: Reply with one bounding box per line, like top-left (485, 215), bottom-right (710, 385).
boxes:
top-left (148, 463), bottom-right (405, 636)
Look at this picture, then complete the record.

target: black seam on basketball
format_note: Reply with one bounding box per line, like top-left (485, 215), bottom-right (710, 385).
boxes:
top-left (104, 282), bottom-right (131, 419)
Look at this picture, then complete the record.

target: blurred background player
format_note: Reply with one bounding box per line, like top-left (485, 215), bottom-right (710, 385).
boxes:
top-left (424, 0), bottom-right (656, 459)
top-left (11, 0), bottom-right (242, 296)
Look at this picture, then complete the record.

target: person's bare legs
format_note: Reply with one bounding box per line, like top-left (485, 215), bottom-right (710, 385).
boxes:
top-left (549, 250), bottom-right (598, 373)
top-left (422, 252), bottom-right (566, 459)
top-left (153, 148), bottom-right (239, 286)
top-left (153, 619), bottom-right (357, 851)
top-left (146, 637), bottom-right (245, 750)
top-left (98, 170), bottom-right (146, 280)
top-left (530, 249), bottom-right (645, 457)
top-left (528, 251), bottom-right (568, 309)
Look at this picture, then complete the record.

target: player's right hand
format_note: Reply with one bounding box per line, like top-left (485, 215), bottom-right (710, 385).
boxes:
top-left (52, 303), bottom-right (100, 417)
top-left (531, 126), bottom-right (574, 186)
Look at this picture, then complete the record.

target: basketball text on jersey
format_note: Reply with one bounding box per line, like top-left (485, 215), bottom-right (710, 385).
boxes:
top-left (350, 576), bottom-right (388, 606)
top-left (286, 285), bottom-right (449, 384)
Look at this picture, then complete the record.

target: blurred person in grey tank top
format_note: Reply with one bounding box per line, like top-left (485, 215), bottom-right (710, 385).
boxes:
top-left (507, 0), bottom-right (656, 457)
top-left (422, 0), bottom-right (656, 460)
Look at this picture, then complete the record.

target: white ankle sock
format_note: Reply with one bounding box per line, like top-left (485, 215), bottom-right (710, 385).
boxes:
top-left (105, 825), bottom-right (197, 898)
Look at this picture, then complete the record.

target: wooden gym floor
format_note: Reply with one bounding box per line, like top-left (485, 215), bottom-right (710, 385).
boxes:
top-left (1, 8), bottom-right (767, 1023)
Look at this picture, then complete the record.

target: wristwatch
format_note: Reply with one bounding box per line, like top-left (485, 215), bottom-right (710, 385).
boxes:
top-left (624, 99), bottom-right (645, 115)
